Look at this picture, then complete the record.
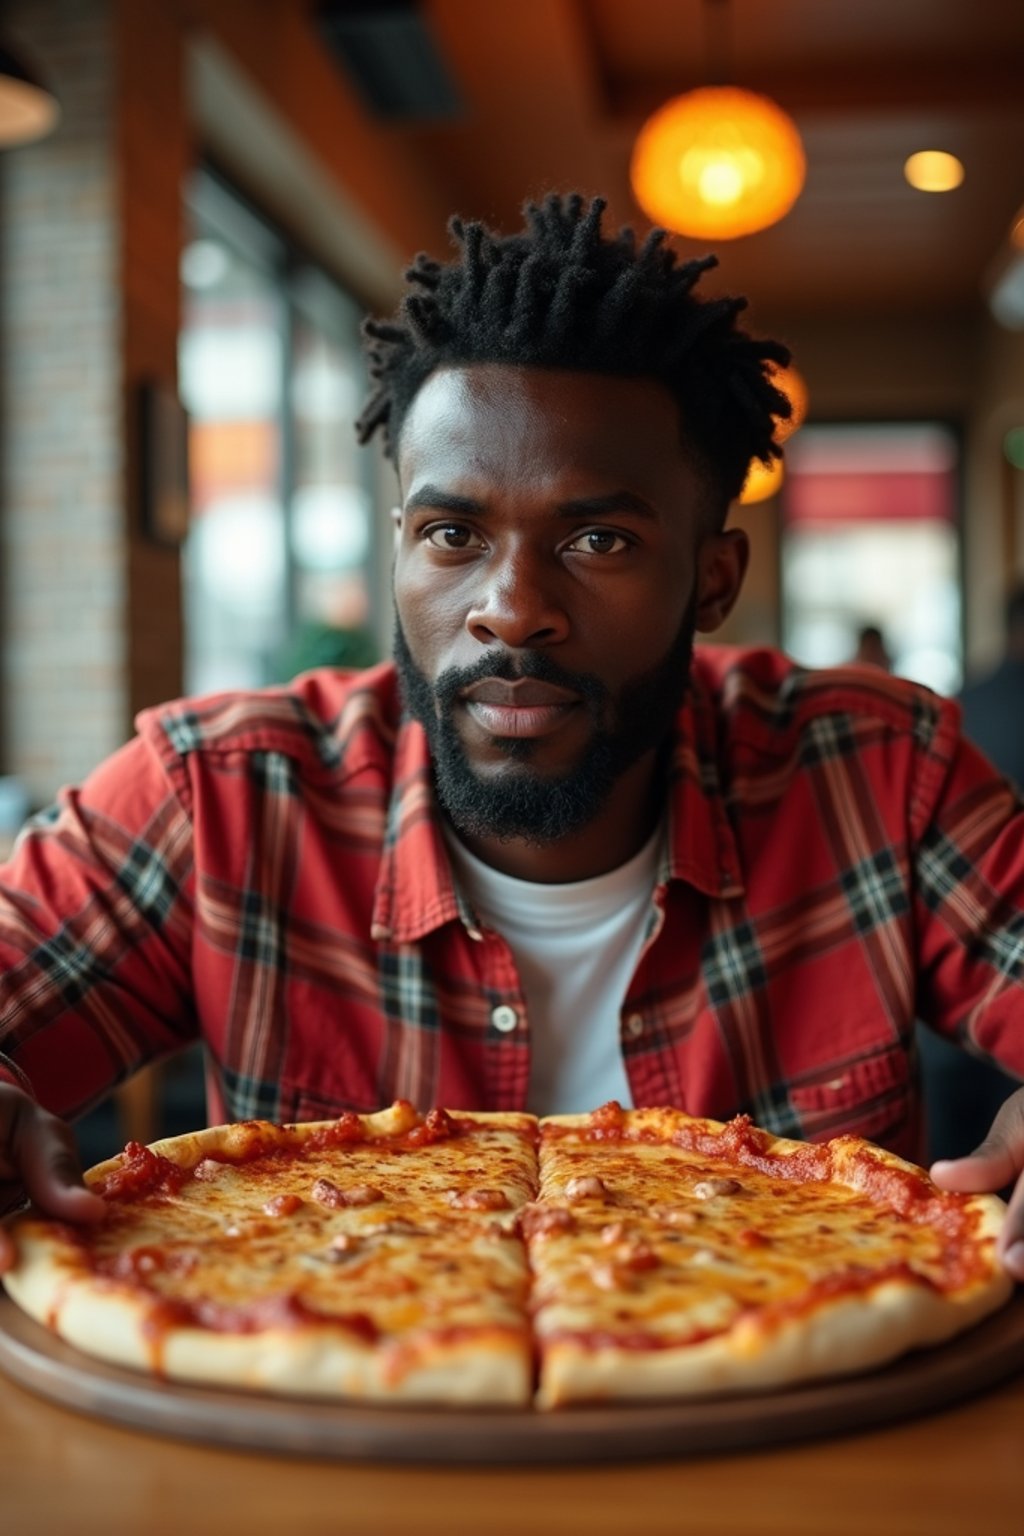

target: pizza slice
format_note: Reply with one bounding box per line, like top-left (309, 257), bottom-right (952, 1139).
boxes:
top-left (528, 1102), bottom-right (1013, 1407)
top-left (3, 1102), bottom-right (539, 1405)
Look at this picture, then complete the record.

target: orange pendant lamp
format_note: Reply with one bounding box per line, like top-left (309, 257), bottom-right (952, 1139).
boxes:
top-left (738, 455), bottom-right (785, 504)
top-left (769, 362), bottom-right (808, 444)
top-left (630, 2), bottom-right (805, 240)
top-left (738, 362), bottom-right (809, 505)
top-left (0, 40), bottom-right (58, 147)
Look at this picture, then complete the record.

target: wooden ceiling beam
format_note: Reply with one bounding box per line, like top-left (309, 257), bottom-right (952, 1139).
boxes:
top-left (602, 59), bottom-right (1024, 123)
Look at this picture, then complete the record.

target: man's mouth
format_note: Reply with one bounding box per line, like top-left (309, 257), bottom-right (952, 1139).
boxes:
top-left (459, 678), bottom-right (582, 739)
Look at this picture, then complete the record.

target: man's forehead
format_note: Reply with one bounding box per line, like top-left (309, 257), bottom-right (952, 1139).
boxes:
top-left (397, 362), bottom-right (693, 485)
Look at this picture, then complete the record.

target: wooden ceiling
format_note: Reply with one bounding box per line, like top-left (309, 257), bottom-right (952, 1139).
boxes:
top-left (315, 0), bottom-right (1024, 328)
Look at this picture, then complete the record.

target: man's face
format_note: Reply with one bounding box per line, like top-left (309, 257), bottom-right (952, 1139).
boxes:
top-left (392, 364), bottom-right (743, 845)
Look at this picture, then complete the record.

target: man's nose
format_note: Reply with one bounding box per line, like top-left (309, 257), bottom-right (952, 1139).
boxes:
top-left (465, 549), bottom-right (570, 648)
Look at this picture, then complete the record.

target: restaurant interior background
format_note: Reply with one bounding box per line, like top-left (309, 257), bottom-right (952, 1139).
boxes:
top-left (0, 0), bottom-right (1022, 1153)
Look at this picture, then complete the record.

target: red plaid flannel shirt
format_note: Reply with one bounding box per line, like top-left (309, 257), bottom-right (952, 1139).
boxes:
top-left (1, 648), bottom-right (1022, 1160)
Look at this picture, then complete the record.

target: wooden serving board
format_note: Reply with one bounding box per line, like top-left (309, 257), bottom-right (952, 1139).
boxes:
top-left (0, 1291), bottom-right (1022, 1465)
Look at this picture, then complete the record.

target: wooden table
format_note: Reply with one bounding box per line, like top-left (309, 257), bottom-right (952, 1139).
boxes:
top-left (1, 1363), bottom-right (1019, 1536)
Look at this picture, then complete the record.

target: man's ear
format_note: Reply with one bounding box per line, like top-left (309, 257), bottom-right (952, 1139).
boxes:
top-left (695, 527), bottom-right (749, 633)
top-left (391, 505), bottom-right (402, 554)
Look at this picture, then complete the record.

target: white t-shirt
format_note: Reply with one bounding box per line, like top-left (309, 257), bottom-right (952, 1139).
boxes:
top-left (443, 824), bottom-right (663, 1115)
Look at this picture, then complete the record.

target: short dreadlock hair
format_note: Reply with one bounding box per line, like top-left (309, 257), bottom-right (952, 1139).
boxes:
top-left (356, 193), bottom-right (791, 523)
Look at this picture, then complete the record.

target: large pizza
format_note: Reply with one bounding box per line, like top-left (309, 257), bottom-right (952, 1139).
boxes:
top-left (1, 1101), bottom-right (1012, 1407)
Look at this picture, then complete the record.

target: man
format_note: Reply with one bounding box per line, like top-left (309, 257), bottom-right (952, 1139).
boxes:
top-left (0, 194), bottom-right (1022, 1278)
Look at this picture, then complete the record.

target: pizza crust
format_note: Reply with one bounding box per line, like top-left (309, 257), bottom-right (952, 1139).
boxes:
top-left (4, 1225), bottom-right (530, 1403)
top-left (534, 1264), bottom-right (1013, 1408)
top-left (1, 1102), bottom-right (1013, 1410)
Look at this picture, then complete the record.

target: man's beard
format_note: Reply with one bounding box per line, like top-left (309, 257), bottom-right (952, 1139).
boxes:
top-left (392, 598), bottom-right (697, 846)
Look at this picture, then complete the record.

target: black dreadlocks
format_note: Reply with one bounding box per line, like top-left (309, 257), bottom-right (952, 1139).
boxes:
top-left (356, 192), bottom-right (792, 521)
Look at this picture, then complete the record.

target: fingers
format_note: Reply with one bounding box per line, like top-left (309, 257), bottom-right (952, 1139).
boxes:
top-left (930, 1087), bottom-right (1024, 1282)
top-left (14, 1114), bottom-right (106, 1223)
top-left (930, 1089), bottom-right (1024, 1192)
top-left (0, 1088), bottom-right (106, 1274)
top-left (930, 1143), bottom-right (1018, 1193)
top-left (995, 1175), bottom-right (1024, 1282)
top-left (20, 1135), bottom-right (103, 1214)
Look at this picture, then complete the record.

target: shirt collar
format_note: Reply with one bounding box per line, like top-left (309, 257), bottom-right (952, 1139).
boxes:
top-left (660, 668), bottom-right (745, 900)
top-left (371, 673), bottom-right (744, 944)
top-left (370, 716), bottom-right (464, 943)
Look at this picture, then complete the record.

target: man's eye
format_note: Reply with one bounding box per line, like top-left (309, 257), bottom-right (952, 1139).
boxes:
top-left (567, 529), bottom-right (630, 555)
top-left (423, 524), bottom-right (482, 550)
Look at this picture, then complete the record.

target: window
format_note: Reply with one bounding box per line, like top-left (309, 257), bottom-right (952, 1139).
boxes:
top-left (178, 171), bottom-right (377, 695)
top-left (780, 423), bottom-right (962, 694)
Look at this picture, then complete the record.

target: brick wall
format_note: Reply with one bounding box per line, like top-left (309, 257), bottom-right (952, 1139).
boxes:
top-left (0, 0), bottom-right (185, 808)
top-left (0, 0), bottom-right (124, 804)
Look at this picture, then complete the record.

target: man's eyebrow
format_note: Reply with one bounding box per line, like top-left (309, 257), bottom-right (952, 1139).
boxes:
top-left (402, 487), bottom-right (659, 520)
top-left (403, 487), bottom-right (482, 515)
top-left (555, 492), bottom-right (658, 521)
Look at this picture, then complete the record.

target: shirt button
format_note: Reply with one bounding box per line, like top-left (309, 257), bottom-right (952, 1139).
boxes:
top-left (491, 1004), bottom-right (519, 1033)
top-left (624, 1013), bottom-right (644, 1039)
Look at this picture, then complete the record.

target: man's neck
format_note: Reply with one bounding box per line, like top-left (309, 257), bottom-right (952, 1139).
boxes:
top-left (446, 748), bottom-right (665, 883)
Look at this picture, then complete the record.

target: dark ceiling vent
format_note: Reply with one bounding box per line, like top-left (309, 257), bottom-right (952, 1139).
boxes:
top-left (314, 0), bottom-right (463, 122)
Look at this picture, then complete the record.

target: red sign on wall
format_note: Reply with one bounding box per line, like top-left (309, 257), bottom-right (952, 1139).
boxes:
top-left (784, 469), bottom-right (955, 525)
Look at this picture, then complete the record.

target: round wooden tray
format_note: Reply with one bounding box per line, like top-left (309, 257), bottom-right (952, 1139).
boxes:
top-left (1, 1291), bottom-right (1022, 1464)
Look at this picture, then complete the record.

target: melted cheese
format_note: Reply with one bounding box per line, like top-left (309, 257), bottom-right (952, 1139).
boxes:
top-left (530, 1115), bottom-right (996, 1352)
top-left (82, 1115), bottom-right (537, 1350)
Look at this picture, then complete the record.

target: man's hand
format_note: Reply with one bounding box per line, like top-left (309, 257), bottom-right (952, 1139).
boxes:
top-left (0, 1084), bottom-right (106, 1273)
top-left (931, 1086), bottom-right (1024, 1282)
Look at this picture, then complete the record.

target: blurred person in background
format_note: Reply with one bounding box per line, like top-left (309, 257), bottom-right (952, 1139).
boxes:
top-left (852, 623), bottom-right (892, 672)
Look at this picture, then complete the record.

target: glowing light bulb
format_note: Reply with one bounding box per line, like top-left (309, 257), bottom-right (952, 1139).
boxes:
top-left (904, 151), bottom-right (964, 193)
top-left (698, 157), bottom-right (745, 207)
top-left (631, 86), bottom-right (805, 240)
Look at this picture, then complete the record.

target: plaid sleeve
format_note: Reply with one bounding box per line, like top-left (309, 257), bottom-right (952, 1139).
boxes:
top-left (0, 732), bottom-right (198, 1118)
top-left (912, 700), bottom-right (1024, 1079)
